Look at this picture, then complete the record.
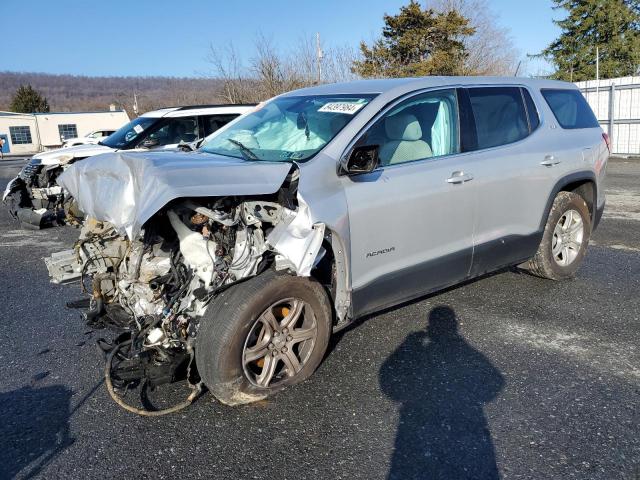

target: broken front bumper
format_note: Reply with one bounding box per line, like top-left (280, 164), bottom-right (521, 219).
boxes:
top-left (3, 177), bottom-right (68, 229)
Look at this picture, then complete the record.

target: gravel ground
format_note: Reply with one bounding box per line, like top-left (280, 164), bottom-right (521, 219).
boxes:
top-left (0, 158), bottom-right (638, 480)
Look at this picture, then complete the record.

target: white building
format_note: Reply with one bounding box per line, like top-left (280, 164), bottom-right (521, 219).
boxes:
top-left (0, 108), bottom-right (130, 155)
top-left (576, 76), bottom-right (640, 156)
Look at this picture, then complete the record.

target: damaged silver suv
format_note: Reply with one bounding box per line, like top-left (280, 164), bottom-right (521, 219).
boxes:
top-left (46, 77), bottom-right (607, 413)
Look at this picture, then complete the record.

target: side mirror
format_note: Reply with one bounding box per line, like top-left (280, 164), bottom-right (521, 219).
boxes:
top-left (177, 140), bottom-right (196, 152)
top-left (340, 145), bottom-right (379, 175)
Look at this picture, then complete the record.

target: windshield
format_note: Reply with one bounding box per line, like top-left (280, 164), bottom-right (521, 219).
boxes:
top-left (100, 116), bottom-right (158, 149)
top-left (200, 94), bottom-right (375, 162)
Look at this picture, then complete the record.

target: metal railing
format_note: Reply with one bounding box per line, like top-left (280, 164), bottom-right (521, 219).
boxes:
top-left (576, 77), bottom-right (640, 156)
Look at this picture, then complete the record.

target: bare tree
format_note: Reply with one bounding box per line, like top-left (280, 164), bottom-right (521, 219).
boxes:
top-left (250, 34), bottom-right (312, 98)
top-left (428, 0), bottom-right (520, 76)
top-left (206, 42), bottom-right (259, 103)
top-left (323, 44), bottom-right (361, 83)
top-left (293, 35), bottom-right (323, 84)
top-left (205, 34), bottom-right (361, 104)
top-left (251, 34), bottom-right (285, 98)
top-left (283, 36), bottom-right (360, 85)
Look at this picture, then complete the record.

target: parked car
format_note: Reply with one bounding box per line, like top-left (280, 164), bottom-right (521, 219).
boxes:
top-left (45, 77), bottom-right (607, 413)
top-left (3, 104), bottom-right (254, 228)
top-left (62, 129), bottom-right (117, 147)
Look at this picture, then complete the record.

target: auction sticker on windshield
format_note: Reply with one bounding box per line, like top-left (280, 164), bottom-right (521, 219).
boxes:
top-left (318, 102), bottom-right (365, 115)
top-left (133, 124), bottom-right (144, 134)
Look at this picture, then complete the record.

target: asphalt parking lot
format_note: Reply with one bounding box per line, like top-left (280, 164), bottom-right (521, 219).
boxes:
top-left (0, 158), bottom-right (638, 480)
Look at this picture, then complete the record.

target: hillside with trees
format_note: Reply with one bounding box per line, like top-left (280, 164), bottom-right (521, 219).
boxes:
top-left (0, 72), bottom-right (225, 116)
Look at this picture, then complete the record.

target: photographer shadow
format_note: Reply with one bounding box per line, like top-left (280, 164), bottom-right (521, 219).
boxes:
top-left (380, 306), bottom-right (505, 480)
top-left (0, 384), bottom-right (74, 479)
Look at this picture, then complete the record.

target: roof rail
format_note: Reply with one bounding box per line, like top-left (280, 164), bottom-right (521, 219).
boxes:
top-left (176, 103), bottom-right (257, 110)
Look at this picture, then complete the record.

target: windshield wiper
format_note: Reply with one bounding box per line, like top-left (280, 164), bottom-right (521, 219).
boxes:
top-left (227, 138), bottom-right (258, 160)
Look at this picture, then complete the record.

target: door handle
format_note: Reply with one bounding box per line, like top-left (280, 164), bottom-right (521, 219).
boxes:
top-left (447, 171), bottom-right (474, 184)
top-left (540, 155), bottom-right (561, 166)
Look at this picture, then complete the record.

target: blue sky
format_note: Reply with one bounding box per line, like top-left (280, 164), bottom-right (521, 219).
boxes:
top-left (3, 0), bottom-right (561, 77)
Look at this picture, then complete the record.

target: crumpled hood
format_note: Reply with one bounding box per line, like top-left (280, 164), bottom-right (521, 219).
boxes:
top-left (33, 143), bottom-right (114, 165)
top-left (58, 150), bottom-right (292, 239)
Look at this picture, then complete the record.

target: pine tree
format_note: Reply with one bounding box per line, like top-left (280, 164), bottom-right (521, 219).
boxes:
top-left (541, 0), bottom-right (640, 81)
top-left (352, 0), bottom-right (475, 78)
top-left (9, 84), bottom-right (50, 113)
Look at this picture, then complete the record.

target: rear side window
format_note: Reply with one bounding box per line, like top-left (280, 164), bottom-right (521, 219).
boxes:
top-left (541, 89), bottom-right (599, 129)
top-left (467, 87), bottom-right (529, 149)
top-left (144, 117), bottom-right (199, 147)
top-left (521, 88), bottom-right (540, 131)
top-left (202, 114), bottom-right (240, 137)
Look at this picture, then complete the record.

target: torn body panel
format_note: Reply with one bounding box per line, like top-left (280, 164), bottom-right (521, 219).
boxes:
top-left (57, 150), bottom-right (293, 239)
top-left (267, 196), bottom-right (326, 277)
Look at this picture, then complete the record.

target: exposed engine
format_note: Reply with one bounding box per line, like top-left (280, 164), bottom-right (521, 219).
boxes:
top-left (79, 197), bottom-right (277, 326)
top-left (45, 172), bottom-right (326, 414)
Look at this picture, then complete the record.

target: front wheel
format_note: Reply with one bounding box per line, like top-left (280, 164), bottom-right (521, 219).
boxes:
top-left (526, 191), bottom-right (591, 280)
top-left (196, 269), bottom-right (333, 405)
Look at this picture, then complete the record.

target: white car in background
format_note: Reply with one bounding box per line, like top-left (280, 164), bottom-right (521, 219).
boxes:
top-left (3, 104), bottom-right (255, 228)
top-left (62, 129), bottom-right (117, 147)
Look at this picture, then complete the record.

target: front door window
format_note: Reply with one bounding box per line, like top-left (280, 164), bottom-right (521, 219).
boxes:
top-left (356, 89), bottom-right (459, 167)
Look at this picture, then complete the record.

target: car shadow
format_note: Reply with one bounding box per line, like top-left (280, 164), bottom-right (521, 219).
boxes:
top-left (0, 384), bottom-right (74, 479)
top-left (379, 305), bottom-right (505, 480)
top-left (327, 267), bottom-right (518, 356)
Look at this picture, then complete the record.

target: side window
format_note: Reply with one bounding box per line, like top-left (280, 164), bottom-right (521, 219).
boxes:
top-left (467, 87), bottom-right (529, 150)
top-left (147, 117), bottom-right (199, 146)
top-left (541, 89), bottom-right (599, 129)
top-left (521, 88), bottom-right (540, 131)
top-left (358, 89), bottom-right (459, 166)
top-left (9, 126), bottom-right (32, 144)
top-left (202, 114), bottom-right (240, 137)
top-left (58, 124), bottom-right (78, 141)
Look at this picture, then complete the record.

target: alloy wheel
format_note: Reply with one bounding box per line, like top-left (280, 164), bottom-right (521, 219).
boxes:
top-left (552, 209), bottom-right (584, 266)
top-left (242, 298), bottom-right (318, 388)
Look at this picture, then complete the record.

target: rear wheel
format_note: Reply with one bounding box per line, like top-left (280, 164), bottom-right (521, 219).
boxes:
top-left (526, 191), bottom-right (591, 280)
top-left (196, 269), bottom-right (332, 405)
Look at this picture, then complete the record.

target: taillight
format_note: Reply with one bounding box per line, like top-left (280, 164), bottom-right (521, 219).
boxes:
top-left (602, 132), bottom-right (611, 153)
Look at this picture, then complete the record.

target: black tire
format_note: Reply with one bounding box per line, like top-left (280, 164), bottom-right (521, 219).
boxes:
top-left (526, 191), bottom-right (591, 280)
top-left (196, 269), bottom-right (333, 405)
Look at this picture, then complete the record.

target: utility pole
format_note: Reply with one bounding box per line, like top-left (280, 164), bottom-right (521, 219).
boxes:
top-left (514, 60), bottom-right (522, 77)
top-left (595, 46), bottom-right (600, 117)
top-left (596, 46), bottom-right (600, 83)
top-left (316, 32), bottom-right (323, 84)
